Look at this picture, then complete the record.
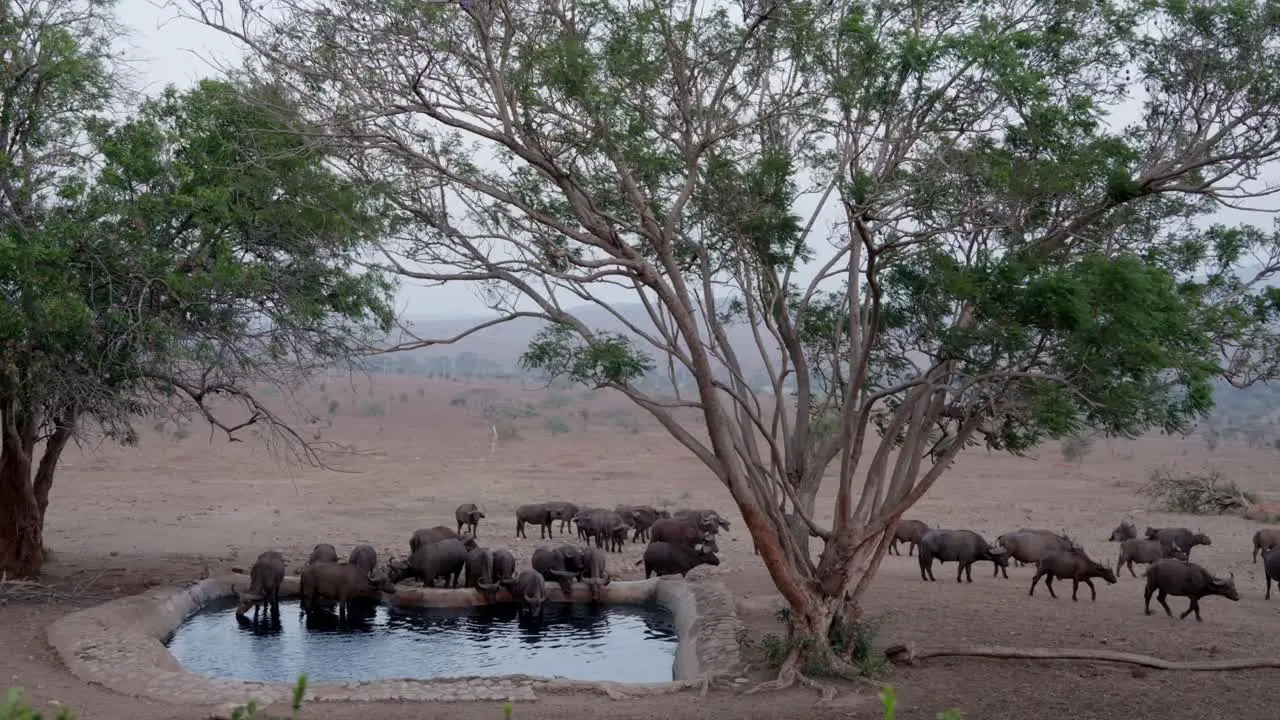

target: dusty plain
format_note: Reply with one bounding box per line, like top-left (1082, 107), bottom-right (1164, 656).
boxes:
top-left (4, 373), bottom-right (1279, 720)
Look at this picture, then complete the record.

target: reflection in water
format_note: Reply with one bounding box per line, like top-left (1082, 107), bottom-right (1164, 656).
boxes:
top-left (166, 598), bottom-right (678, 684)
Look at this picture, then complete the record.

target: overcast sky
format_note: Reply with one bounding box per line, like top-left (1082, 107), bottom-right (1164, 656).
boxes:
top-left (117, 0), bottom-right (1280, 324)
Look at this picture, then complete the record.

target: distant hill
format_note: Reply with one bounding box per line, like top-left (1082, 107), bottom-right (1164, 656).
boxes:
top-left (373, 306), bottom-right (1280, 429)
top-left (379, 302), bottom-right (781, 387)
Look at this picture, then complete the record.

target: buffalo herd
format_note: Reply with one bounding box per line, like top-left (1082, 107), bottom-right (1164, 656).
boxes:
top-left (889, 517), bottom-right (1265, 621)
top-left (235, 502), bottom-right (726, 624)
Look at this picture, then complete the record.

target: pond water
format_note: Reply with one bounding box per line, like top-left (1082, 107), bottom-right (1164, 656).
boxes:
top-left (165, 598), bottom-right (679, 684)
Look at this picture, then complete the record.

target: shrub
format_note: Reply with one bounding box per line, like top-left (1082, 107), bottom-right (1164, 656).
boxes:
top-left (1139, 466), bottom-right (1256, 514)
top-left (544, 416), bottom-right (571, 435)
top-left (494, 420), bottom-right (521, 442)
top-left (880, 685), bottom-right (963, 720)
top-left (541, 392), bottom-right (572, 409)
top-left (1, 688), bottom-right (74, 720)
top-left (362, 401), bottom-right (386, 417)
top-left (327, 400), bottom-right (340, 415)
top-left (1060, 434), bottom-right (1094, 463)
top-left (745, 607), bottom-right (889, 679)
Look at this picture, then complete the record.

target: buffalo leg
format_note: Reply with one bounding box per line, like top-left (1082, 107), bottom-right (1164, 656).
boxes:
top-left (1029, 570), bottom-right (1045, 596)
top-left (1044, 576), bottom-right (1058, 599)
top-left (1267, 576), bottom-right (1273, 600)
top-left (1084, 578), bottom-right (1097, 602)
top-left (1071, 578), bottom-right (1080, 601)
top-left (1180, 599), bottom-right (1201, 621)
top-left (1155, 590), bottom-right (1173, 617)
top-left (1143, 585), bottom-right (1155, 614)
top-left (1126, 560), bottom-right (1137, 578)
top-left (889, 540), bottom-right (899, 556)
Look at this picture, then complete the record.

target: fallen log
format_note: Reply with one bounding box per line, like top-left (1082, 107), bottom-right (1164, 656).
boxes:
top-left (884, 644), bottom-right (1280, 671)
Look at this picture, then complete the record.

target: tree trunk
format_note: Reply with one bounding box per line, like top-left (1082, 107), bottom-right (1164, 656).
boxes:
top-left (746, 505), bottom-right (885, 687)
top-left (0, 444), bottom-right (42, 578)
top-left (786, 483), bottom-right (820, 559)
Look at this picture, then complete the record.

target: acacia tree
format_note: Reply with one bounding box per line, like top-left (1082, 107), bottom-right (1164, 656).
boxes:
top-left (0, 0), bottom-right (395, 576)
top-left (187, 0), bottom-right (1280, 686)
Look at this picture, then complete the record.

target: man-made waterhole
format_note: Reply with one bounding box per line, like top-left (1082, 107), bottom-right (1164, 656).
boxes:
top-left (165, 598), bottom-right (679, 684)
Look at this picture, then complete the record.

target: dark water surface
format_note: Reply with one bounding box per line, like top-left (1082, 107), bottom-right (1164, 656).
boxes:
top-left (165, 599), bottom-right (679, 684)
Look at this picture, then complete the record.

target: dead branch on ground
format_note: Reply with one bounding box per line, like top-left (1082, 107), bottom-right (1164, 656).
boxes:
top-left (885, 643), bottom-right (1280, 671)
top-left (0, 571), bottom-right (111, 604)
top-left (1139, 467), bottom-right (1254, 515)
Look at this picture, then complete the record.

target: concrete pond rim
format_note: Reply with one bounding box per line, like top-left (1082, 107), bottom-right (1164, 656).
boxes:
top-left (46, 574), bottom-right (744, 707)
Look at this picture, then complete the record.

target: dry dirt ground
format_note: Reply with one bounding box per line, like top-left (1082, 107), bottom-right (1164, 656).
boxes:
top-left (5, 374), bottom-right (1280, 719)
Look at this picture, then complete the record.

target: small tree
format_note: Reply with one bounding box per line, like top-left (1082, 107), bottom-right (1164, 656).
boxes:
top-left (0, 1), bottom-right (394, 576)
top-left (189, 0), bottom-right (1280, 690)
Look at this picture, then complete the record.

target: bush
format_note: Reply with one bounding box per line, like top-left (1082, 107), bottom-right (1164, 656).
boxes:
top-left (494, 419), bottom-right (521, 442)
top-left (362, 401), bottom-right (386, 417)
top-left (541, 392), bottom-right (572, 409)
top-left (544, 416), bottom-right (571, 435)
top-left (327, 399), bottom-right (340, 415)
top-left (740, 607), bottom-right (889, 680)
top-left (1139, 466), bottom-right (1256, 514)
top-left (1060, 434), bottom-right (1094, 463)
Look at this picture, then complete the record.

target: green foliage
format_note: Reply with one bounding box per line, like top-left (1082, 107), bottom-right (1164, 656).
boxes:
top-left (1, 6), bottom-right (396, 572)
top-left (880, 685), bottom-right (964, 720)
top-left (1, 688), bottom-right (74, 720)
top-left (327, 400), bottom-right (340, 415)
top-left (521, 324), bottom-right (653, 389)
top-left (362, 401), bottom-right (386, 417)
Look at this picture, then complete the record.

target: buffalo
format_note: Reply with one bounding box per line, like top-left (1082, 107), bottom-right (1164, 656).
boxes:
top-left (516, 504), bottom-right (558, 539)
top-left (455, 503), bottom-right (486, 537)
top-left (299, 562), bottom-right (395, 622)
top-left (348, 544), bottom-right (378, 574)
top-left (531, 545), bottom-right (584, 594)
top-left (637, 541), bottom-right (720, 578)
top-left (1143, 558), bottom-right (1239, 621)
top-left (306, 543), bottom-right (339, 568)
top-left (465, 547), bottom-right (502, 602)
top-left (889, 519), bottom-right (931, 556)
top-left (918, 529), bottom-right (1008, 583)
top-left (581, 546), bottom-right (612, 601)
top-left (649, 518), bottom-right (719, 552)
top-left (1028, 548), bottom-right (1117, 602)
top-left (235, 550), bottom-right (285, 622)
top-left (513, 569), bottom-right (547, 619)
top-left (392, 537), bottom-right (471, 588)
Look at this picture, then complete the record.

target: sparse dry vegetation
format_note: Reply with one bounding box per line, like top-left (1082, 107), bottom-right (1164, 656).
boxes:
top-left (1140, 466), bottom-right (1256, 515)
top-left (1060, 435), bottom-right (1095, 464)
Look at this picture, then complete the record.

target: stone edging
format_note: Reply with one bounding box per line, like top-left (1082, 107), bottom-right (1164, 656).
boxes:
top-left (46, 575), bottom-right (743, 706)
